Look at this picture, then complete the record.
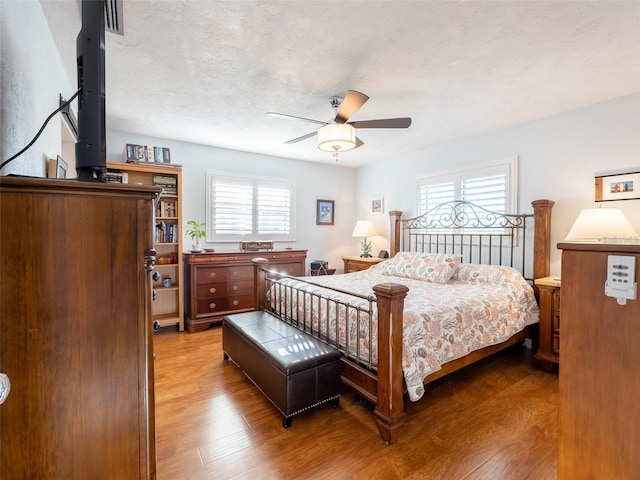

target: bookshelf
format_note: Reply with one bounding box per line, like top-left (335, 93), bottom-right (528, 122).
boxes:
top-left (107, 161), bottom-right (184, 331)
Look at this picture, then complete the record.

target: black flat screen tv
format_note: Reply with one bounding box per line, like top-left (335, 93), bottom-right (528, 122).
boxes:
top-left (75, 0), bottom-right (107, 181)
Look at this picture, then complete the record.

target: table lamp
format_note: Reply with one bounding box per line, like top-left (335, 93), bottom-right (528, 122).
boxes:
top-left (565, 208), bottom-right (640, 243)
top-left (352, 220), bottom-right (377, 257)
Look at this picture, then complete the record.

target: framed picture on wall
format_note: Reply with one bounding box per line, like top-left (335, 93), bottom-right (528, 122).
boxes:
top-left (595, 170), bottom-right (640, 201)
top-left (47, 155), bottom-right (68, 179)
top-left (316, 199), bottom-right (335, 225)
top-left (371, 197), bottom-right (384, 214)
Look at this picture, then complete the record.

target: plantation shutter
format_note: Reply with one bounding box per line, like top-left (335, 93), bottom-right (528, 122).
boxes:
top-left (416, 157), bottom-right (517, 232)
top-left (206, 172), bottom-right (296, 242)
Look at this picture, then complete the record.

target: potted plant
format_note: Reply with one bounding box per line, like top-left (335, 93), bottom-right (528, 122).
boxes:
top-left (185, 220), bottom-right (206, 252)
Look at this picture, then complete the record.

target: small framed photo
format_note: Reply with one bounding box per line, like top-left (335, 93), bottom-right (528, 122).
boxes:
top-left (47, 155), bottom-right (68, 179)
top-left (595, 171), bottom-right (640, 201)
top-left (371, 197), bottom-right (384, 214)
top-left (316, 199), bottom-right (335, 225)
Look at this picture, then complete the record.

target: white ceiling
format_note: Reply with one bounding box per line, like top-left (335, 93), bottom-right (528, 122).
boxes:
top-left (41, 0), bottom-right (640, 168)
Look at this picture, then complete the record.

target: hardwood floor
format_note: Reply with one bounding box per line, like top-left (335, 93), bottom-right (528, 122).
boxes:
top-left (153, 326), bottom-right (558, 480)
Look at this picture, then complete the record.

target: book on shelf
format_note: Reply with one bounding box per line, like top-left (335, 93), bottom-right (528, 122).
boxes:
top-left (153, 175), bottom-right (177, 195)
top-left (124, 143), bottom-right (172, 163)
top-left (156, 199), bottom-right (176, 218)
top-left (154, 146), bottom-right (163, 163)
top-left (155, 221), bottom-right (178, 243)
top-left (104, 171), bottom-right (129, 184)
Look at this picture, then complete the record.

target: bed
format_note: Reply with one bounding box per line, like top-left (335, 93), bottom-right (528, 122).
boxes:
top-left (253, 199), bottom-right (554, 443)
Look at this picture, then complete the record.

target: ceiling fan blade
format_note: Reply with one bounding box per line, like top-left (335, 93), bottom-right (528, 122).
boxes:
top-left (355, 137), bottom-right (364, 148)
top-left (266, 112), bottom-right (327, 126)
top-left (348, 117), bottom-right (412, 129)
top-left (335, 90), bottom-right (369, 124)
top-left (284, 131), bottom-right (317, 144)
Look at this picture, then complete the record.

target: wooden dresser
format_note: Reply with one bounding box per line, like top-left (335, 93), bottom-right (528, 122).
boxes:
top-left (533, 276), bottom-right (561, 370)
top-left (342, 255), bottom-right (386, 273)
top-left (0, 177), bottom-right (157, 479)
top-left (557, 242), bottom-right (640, 479)
top-left (184, 249), bottom-right (307, 332)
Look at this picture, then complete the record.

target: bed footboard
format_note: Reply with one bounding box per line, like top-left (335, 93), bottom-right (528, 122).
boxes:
top-left (371, 282), bottom-right (409, 444)
top-left (253, 258), bottom-right (409, 444)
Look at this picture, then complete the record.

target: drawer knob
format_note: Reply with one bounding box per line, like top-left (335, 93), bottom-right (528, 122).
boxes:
top-left (232, 300), bottom-right (239, 306)
top-left (232, 271), bottom-right (239, 276)
top-left (209, 272), bottom-right (217, 278)
top-left (209, 302), bottom-right (216, 309)
top-left (232, 285), bottom-right (239, 291)
top-left (209, 287), bottom-right (216, 294)
top-left (0, 373), bottom-right (10, 405)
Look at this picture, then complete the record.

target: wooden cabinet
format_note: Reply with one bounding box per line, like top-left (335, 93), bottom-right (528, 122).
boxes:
top-left (533, 276), bottom-right (561, 370)
top-left (0, 177), bottom-right (158, 479)
top-left (557, 243), bottom-right (640, 479)
top-left (184, 250), bottom-right (307, 333)
top-left (342, 255), bottom-right (386, 273)
top-left (107, 161), bottom-right (184, 331)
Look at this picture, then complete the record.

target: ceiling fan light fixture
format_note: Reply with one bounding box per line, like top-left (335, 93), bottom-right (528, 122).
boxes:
top-left (317, 124), bottom-right (356, 152)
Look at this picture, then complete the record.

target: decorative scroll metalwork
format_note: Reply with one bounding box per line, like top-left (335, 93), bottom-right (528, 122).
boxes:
top-left (400, 201), bottom-right (534, 281)
top-left (403, 200), bottom-right (527, 230)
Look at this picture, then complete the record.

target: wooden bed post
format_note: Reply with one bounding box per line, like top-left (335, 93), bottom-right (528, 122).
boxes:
top-left (531, 199), bottom-right (554, 281)
top-left (372, 282), bottom-right (409, 444)
top-left (253, 258), bottom-right (269, 311)
top-left (388, 210), bottom-right (403, 258)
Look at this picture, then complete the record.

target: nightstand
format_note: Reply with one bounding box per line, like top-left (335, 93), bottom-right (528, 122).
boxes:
top-left (342, 255), bottom-right (386, 273)
top-left (534, 276), bottom-right (561, 371)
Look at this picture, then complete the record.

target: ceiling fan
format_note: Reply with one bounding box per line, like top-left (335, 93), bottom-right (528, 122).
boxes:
top-left (266, 90), bottom-right (411, 160)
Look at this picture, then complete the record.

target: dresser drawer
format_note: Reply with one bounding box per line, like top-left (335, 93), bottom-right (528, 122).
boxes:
top-left (270, 262), bottom-right (304, 276)
top-left (226, 294), bottom-right (254, 311)
top-left (228, 279), bottom-right (253, 296)
top-left (553, 291), bottom-right (561, 311)
top-left (533, 278), bottom-right (561, 370)
top-left (196, 267), bottom-right (227, 283)
top-left (347, 263), bottom-right (368, 273)
top-left (196, 282), bottom-right (227, 299)
top-left (552, 312), bottom-right (560, 333)
top-left (227, 266), bottom-right (253, 281)
top-left (196, 298), bottom-right (229, 316)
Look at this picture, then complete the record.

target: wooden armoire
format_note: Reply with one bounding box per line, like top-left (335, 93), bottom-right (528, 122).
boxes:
top-left (558, 242), bottom-right (640, 479)
top-left (0, 177), bottom-right (158, 479)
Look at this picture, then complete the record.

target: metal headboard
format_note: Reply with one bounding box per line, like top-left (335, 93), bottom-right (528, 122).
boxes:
top-left (398, 200), bottom-right (534, 281)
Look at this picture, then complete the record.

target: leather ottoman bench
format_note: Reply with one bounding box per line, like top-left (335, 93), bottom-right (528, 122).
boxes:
top-left (223, 311), bottom-right (341, 427)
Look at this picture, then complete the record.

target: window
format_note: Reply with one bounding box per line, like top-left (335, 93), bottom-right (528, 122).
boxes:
top-left (206, 172), bottom-right (296, 242)
top-left (416, 156), bottom-right (518, 231)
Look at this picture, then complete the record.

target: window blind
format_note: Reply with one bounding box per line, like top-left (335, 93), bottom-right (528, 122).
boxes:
top-left (416, 156), bottom-right (517, 231)
top-left (206, 172), bottom-right (296, 242)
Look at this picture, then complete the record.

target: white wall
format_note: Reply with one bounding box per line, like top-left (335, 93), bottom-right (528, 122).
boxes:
top-left (106, 130), bottom-right (357, 272)
top-left (0, 1), bottom-right (73, 177)
top-left (355, 94), bottom-right (640, 275)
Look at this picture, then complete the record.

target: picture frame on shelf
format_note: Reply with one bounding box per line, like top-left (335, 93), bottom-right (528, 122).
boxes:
top-left (371, 197), bottom-right (384, 214)
top-left (595, 170), bottom-right (640, 201)
top-left (47, 155), bottom-right (68, 179)
top-left (316, 199), bottom-right (335, 225)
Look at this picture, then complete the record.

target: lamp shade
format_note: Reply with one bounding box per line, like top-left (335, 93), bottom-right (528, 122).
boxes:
top-left (352, 220), bottom-right (377, 238)
top-left (565, 208), bottom-right (640, 243)
top-left (317, 124), bottom-right (356, 152)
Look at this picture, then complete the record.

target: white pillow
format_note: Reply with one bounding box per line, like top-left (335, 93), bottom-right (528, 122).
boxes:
top-left (380, 252), bottom-right (462, 283)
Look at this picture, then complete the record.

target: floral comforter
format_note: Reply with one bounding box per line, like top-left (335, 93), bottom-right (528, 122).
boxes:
top-left (270, 261), bottom-right (539, 402)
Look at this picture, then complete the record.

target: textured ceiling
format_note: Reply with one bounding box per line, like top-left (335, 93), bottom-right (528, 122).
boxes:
top-left (41, 0), bottom-right (640, 168)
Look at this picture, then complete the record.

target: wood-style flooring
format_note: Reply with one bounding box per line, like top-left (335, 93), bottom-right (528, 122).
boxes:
top-left (153, 325), bottom-right (558, 480)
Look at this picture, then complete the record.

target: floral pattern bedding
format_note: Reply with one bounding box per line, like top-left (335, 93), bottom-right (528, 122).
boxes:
top-left (270, 260), bottom-right (539, 402)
